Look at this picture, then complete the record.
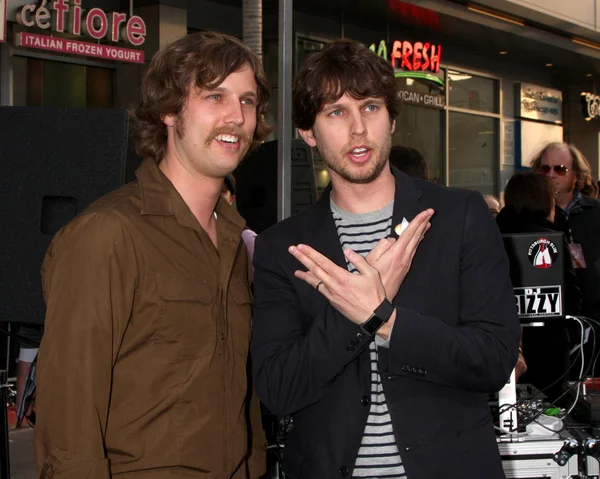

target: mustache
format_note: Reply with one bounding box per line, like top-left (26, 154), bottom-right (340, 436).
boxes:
top-left (205, 127), bottom-right (252, 146)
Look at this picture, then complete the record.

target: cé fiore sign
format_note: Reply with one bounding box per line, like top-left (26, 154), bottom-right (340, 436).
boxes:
top-left (15, 0), bottom-right (145, 63)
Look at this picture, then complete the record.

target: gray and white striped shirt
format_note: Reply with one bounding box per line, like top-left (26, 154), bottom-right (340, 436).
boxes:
top-left (331, 199), bottom-right (406, 479)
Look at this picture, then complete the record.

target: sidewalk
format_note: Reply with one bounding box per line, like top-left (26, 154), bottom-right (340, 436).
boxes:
top-left (8, 427), bottom-right (35, 479)
top-left (6, 404), bottom-right (36, 479)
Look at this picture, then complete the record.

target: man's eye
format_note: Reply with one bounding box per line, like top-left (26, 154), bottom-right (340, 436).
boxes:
top-left (365, 104), bottom-right (378, 112)
top-left (207, 94), bottom-right (221, 100)
top-left (242, 98), bottom-right (255, 106)
top-left (330, 110), bottom-right (342, 117)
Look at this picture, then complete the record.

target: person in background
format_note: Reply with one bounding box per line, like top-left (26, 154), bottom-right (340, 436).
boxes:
top-left (388, 145), bottom-right (429, 180)
top-left (484, 195), bottom-right (502, 219)
top-left (35, 32), bottom-right (268, 479)
top-left (14, 326), bottom-right (42, 423)
top-left (531, 142), bottom-right (600, 328)
top-left (221, 174), bottom-right (258, 280)
top-left (497, 172), bottom-right (581, 403)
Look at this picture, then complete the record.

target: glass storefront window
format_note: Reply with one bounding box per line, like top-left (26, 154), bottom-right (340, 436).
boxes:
top-left (448, 70), bottom-right (498, 114)
top-left (448, 111), bottom-right (498, 195)
top-left (392, 103), bottom-right (443, 183)
top-left (13, 57), bottom-right (114, 109)
top-left (296, 37), bottom-right (325, 72)
top-left (43, 61), bottom-right (86, 108)
top-left (87, 66), bottom-right (114, 108)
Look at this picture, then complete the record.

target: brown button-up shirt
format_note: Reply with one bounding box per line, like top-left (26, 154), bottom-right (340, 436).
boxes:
top-left (35, 159), bottom-right (266, 479)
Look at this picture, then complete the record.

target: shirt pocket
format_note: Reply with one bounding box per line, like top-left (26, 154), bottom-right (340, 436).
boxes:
top-left (229, 280), bottom-right (252, 359)
top-left (156, 273), bottom-right (215, 361)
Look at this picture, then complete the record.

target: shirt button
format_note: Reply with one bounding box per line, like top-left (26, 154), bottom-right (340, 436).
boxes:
top-left (347, 344), bottom-right (356, 352)
top-left (401, 365), bottom-right (409, 372)
top-left (351, 338), bottom-right (359, 346)
top-left (356, 333), bottom-right (364, 341)
top-left (339, 466), bottom-right (349, 477)
top-left (361, 395), bottom-right (370, 406)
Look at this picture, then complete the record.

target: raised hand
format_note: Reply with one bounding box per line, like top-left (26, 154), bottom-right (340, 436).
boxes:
top-left (366, 209), bottom-right (434, 299)
top-left (289, 244), bottom-right (386, 325)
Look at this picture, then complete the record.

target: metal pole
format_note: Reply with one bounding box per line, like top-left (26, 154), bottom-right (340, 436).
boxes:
top-left (0, 329), bottom-right (10, 479)
top-left (0, 23), bottom-right (13, 107)
top-left (277, 0), bottom-right (293, 222)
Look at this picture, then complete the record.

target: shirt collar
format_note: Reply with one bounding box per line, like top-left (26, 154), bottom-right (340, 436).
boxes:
top-left (135, 158), bottom-right (246, 230)
top-left (563, 189), bottom-right (582, 216)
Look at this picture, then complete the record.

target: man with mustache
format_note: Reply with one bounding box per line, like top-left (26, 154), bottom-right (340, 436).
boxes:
top-left (251, 40), bottom-right (519, 479)
top-left (35, 32), bottom-right (268, 479)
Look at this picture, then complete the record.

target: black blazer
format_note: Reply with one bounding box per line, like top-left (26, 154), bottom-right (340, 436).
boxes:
top-left (251, 169), bottom-right (520, 479)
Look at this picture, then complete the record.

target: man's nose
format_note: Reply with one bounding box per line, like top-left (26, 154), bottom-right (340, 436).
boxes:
top-left (224, 100), bottom-right (244, 125)
top-left (350, 112), bottom-right (366, 136)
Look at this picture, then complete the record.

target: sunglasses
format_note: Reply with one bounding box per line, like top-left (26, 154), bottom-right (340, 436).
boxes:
top-left (538, 164), bottom-right (569, 176)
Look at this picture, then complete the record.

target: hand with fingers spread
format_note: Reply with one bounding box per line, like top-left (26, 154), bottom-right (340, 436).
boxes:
top-left (288, 244), bottom-right (387, 326)
top-left (366, 208), bottom-right (435, 300)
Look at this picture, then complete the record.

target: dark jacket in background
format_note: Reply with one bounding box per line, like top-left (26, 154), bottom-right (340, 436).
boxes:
top-left (553, 195), bottom-right (600, 322)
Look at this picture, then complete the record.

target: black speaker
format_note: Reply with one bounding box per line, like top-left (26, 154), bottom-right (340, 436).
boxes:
top-left (235, 139), bottom-right (318, 233)
top-left (0, 106), bottom-right (141, 325)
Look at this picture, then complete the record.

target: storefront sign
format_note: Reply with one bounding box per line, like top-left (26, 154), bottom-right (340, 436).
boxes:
top-left (0, 0), bottom-right (6, 43)
top-left (518, 83), bottom-right (562, 124)
top-left (388, 1), bottom-right (440, 30)
top-left (503, 121), bottom-right (515, 166)
top-left (16, 0), bottom-right (146, 46)
top-left (15, 32), bottom-right (144, 63)
top-left (399, 89), bottom-right (444, 108)
top-left (370, 39), bottom-right (442, 73)
top-left (581, 92), bottom-right (600, 121)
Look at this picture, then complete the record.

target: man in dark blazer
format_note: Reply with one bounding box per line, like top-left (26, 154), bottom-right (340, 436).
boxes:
top-left (251, 40), bottom-right (520, 479)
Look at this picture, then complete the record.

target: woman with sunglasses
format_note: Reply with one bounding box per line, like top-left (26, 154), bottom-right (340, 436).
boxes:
top-left (497, 172), bottom-right (581, 404)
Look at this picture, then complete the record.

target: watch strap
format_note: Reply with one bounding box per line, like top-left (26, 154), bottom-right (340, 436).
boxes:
top-left (374, 298), bottom-right (395, 323)
top-left (360, 299), bottom-right (395, 337)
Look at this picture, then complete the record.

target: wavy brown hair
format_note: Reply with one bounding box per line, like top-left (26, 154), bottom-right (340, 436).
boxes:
top-left (530, 142), bottom-right (595, 196)
top-left (292, 39), bottom-right (400, 131)
top-left (130, 32), bottom-right (271, 162)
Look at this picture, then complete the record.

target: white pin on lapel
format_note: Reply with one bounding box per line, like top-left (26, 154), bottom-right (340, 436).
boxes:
top-left (394, 217), bottom-right (409, 237)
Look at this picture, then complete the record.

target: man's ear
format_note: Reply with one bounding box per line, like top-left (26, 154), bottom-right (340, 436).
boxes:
top-left (162, 114), bottom-right (176, 128)
top-left (391, 119), bottom-right (396, 134)
top-left (298, 128), bottom-right (317, 148)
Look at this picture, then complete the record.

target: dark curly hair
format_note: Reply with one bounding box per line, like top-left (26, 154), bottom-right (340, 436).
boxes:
top-left (292, 39), bottom-right (400, 131)
top-left (130, 32), bottom-right (271, 162)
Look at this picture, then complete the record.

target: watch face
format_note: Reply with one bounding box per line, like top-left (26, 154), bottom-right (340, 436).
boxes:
top-left (362, 316), bottom-right (385, 336)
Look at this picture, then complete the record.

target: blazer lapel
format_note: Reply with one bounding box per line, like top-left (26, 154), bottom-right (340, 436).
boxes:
top-left (302, 168), bottom-right (426, 263)
top-left (303, 185), bottom-right (348, 270)
top-left (390, 167), bottom-right (424, 239)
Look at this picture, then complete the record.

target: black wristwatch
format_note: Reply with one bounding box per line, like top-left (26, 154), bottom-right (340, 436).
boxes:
top-left (360, 298), bottom-right (396, 337)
